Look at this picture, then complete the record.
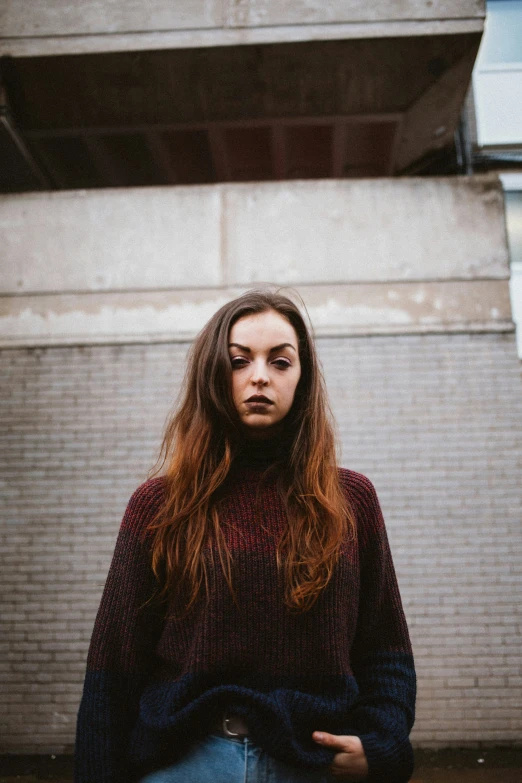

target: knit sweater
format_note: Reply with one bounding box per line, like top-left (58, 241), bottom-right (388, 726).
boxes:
top-left (75, 455), bottom-right (416, 783)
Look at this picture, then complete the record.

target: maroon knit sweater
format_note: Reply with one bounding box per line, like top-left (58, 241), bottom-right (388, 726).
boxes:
top-left (75, 451), bottom-right (416, 783)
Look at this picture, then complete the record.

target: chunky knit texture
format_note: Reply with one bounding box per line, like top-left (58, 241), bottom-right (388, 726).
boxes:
top-left (75, 456), bottom-right (416, 783)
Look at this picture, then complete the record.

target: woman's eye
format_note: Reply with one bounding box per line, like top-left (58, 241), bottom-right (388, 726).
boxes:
top-left (230, 356), bottom-right (249, 369)
top-left (272, 358), bottom-right (291, 369)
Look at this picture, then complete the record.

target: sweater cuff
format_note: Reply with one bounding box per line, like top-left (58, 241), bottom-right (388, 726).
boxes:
top-left (358, 731), bottom-right (414, 783)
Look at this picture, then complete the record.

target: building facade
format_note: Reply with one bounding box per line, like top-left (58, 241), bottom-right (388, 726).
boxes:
top-left (470, 0), bottom-right (522, 357)
top-left (1, 0), bottom-right (522, 755)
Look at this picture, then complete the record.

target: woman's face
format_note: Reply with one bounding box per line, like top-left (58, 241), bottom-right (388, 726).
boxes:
top-left (228, 309), bottom-right (302, 436)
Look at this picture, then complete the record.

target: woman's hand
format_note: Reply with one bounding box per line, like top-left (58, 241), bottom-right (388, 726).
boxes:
top-left (313, 731), bottom-right (369, 780)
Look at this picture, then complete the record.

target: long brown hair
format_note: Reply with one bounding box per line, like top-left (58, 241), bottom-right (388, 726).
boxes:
top-left (148, 289), bottom-right (355, 612)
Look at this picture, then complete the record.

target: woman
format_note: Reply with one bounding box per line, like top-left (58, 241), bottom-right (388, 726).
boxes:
top-left (75, 290), bottom-right (416, 783)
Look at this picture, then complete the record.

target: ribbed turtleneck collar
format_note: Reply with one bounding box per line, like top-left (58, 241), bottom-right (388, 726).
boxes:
top-left (234, 433), bottom-right (291, 470)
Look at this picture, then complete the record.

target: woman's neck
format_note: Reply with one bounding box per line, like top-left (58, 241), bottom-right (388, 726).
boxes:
top-left (236, 430), bottom-right (291, 470)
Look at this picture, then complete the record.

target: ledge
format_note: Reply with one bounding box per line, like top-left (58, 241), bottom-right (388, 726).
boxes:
top-left (0, 18), bottom-right (485, 58)
top-left (0, 280), bottom-right (513, 348)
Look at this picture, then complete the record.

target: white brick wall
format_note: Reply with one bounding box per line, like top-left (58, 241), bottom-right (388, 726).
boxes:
top-left (322, 333), bottom-right (522, 747)
top-left (1, 332), bottom-right (521, 752)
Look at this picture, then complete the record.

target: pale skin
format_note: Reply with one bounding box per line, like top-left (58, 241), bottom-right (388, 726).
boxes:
top-left (312, 733), bottom-right (369, 780)
top-left (229, 310), bottom-right (369, 780)
top-left (229, 309), bottom-right (302, 436)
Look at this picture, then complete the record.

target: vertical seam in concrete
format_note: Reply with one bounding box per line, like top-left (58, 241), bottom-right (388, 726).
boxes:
top-left (220, 185), bottom-right (229, 287)
top-left (216, 0), bottom-right (229, 29)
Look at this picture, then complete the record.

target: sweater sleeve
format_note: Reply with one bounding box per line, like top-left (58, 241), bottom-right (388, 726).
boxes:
top-left (74, 478), bottom-right (165, 783)
top-left (347, 475), bottom-right (416, 783)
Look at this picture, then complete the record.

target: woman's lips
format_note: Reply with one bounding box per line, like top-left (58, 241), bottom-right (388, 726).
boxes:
top-left (245, 395), bottom-right (273, 406)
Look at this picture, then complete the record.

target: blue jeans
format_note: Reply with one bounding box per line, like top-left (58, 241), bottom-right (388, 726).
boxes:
top-left (139, 733), bottom-right (332, 783)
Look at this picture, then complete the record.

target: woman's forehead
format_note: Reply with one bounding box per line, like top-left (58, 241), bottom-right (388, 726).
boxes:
top-left (229, 310), bottom-right (298, 348)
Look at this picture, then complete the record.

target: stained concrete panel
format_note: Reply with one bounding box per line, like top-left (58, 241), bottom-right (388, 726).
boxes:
top-left (225, 177), bottom-right (509, 285)
top-left (0, 281), bottom-right (513, 347)
top-left (0, 1), bottom-right (485, 56)
top-left (0, 177), bottom-right (508, 299)
top-left (0, 187), bottom-right (223, 294)
top-left (0, 20), bottom-right (486, 58)
top-left (0, 0), bottom-right (484, 39)
top-left (224, 0), bottom-right (485, 27)
top-left (0, 0), bottom-right (485, 37)
top-left (0, 0), bottom-right (222, 37)
top-left (299, 280), bottom-right (513, 336)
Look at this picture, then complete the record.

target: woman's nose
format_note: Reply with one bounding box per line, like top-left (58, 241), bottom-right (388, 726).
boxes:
top-left (250, 361), bottom-right (269, 385)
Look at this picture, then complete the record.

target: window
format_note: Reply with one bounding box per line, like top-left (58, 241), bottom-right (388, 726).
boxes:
top-left (473, 0), bottom-right (522, 145)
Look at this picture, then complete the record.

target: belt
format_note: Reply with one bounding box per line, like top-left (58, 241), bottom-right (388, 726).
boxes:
top-left (214, 711), bottom-right (250, 738)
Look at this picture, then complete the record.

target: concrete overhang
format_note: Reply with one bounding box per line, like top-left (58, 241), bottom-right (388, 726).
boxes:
top-left (0, 2), bottom-right (486, 58)
top-left (0, 2), bottom-right (485, 190)
top-left (0, 176), bottom-right (512, 346)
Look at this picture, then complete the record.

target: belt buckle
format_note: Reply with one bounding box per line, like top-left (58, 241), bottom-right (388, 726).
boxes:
top-left (222, 712), bottom-right (246, 738)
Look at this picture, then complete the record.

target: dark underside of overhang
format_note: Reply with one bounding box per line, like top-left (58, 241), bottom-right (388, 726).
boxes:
top-left (0, 32), bottom-right (481, 193)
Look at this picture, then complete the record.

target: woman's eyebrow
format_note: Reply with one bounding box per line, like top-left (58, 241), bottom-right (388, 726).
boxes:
top-left (228, 342), bottom-right (296, 353)
top-left (228, 342), bottom-right (251, 352)
top-left (269, 342), bottom-right (297, 353)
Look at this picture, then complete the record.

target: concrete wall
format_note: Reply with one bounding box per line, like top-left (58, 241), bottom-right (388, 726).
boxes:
top-left (0, 0), bottom-right (486, 37)
top-left (0, 0), bottom-right (485, 56)
top-left (1, 172), bottom-right (522, 753)
top-left (0, 176), bottom-right (512, 346)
